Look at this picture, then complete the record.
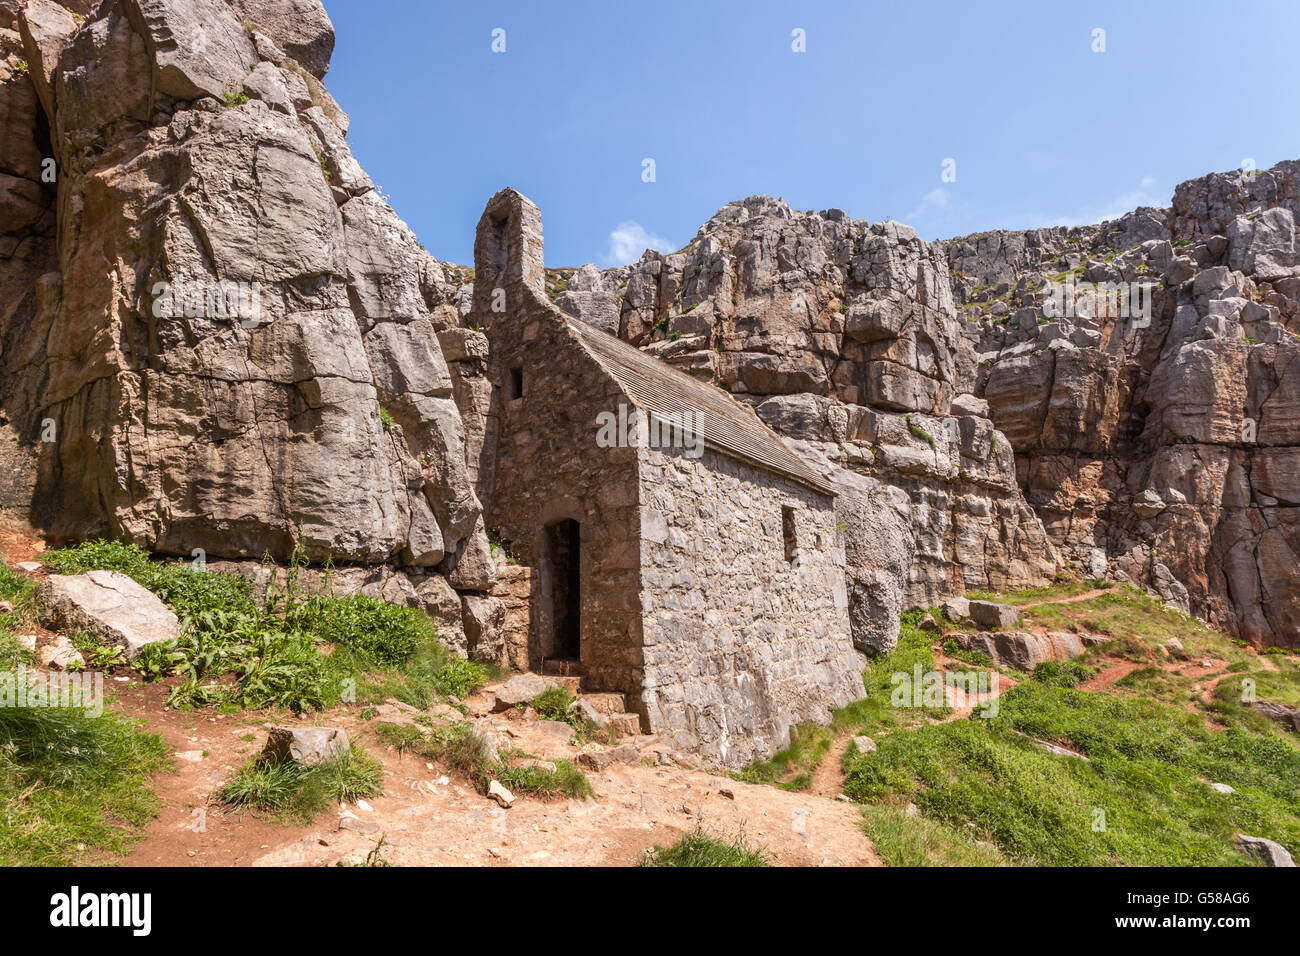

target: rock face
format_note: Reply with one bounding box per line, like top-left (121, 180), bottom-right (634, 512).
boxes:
top-left (0, 1), bottom-right (493, 633)
top-left (572, 196), bottom-right (1059, 654)
top-left (38, 570), bottom-right (179, 658)
top-left (942, 161), bottom-right (1300, 648)
top-left (547, 167), bottom-right (1300, 650)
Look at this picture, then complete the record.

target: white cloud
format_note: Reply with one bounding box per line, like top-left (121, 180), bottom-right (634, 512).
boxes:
top-left (604, 221), bottom-right (676, 266)
top-left (1043, 179), bottom-right (1166, 228)
top-left (902, 187), bottom-right (950, 224)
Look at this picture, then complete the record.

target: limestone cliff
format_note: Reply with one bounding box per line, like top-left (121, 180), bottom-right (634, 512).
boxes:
top-left (558, 199), bottom-right (1058, 653)
top-left (1, 0), bottom-right (1295, 659)
top-left (558, 167), bottom-right (1300, 650)
top-left (944, 162), bottom-right (1300, 649)
top-left (0, 0), bottom-right (491, 591)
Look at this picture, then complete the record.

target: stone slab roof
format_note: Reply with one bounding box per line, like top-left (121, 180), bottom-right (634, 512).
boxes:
top-left (564, 318), bottom-right (836, 496)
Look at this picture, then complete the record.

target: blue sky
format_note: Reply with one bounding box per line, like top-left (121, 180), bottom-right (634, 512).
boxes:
top-left (325, 0), bottom-right (1300, 268)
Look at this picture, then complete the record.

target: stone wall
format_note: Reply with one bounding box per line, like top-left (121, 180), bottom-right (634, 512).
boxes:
top-left (475, 191), bottom-right (646, 689)
top-left (635, 444), bottom-right (863, 767)
top-left (489, 561), bottom-right (531, 672)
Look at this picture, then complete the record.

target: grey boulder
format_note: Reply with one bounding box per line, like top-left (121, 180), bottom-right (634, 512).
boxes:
top-left (968, 600), bottom-right (1021, 630)
top-left (38, 571), bottom-right (179, 659)
top-left (262, 726), bottom-right (350, 766)
top-left (1235, 834), bottom-right (1295, 867)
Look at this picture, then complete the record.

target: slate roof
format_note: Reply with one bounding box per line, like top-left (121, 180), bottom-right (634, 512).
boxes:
top-left (564, 318), bottom-right (836, 496)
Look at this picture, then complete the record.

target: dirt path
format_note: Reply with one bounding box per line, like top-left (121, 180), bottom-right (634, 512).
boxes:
top-left (808, 735), bottom-right (853, 800)
top-left (114, 678), bottom-right (881, 868)
top-left (1080, 660), bottom-right (1141, 691)
top-left (1013, 588), bottom-right (1109, 609)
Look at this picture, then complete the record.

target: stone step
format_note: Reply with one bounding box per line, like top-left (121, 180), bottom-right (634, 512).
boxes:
top-left (541, 658), bottom-right (585, 677)
top-left (547, 676), bottom-right (583, 694)
top-left (578, 692), bottom-right (628, 716)
top-left (607, 713), bottom-right (644, 737)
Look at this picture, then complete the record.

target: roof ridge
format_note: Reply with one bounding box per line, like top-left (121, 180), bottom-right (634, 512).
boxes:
top-left (562, 318), bottom-right (836, 496)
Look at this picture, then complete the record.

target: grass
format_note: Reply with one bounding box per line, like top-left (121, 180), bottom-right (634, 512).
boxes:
top-left (374, 721), bottom-right (592, 800)
top-left (859, 803), bottom-right (1007, 866)
top-left (904, 414), bottom-right (937, 450)
top-left (638, 825), bottom-right (772, 867)
top-left (0, 707), bottom-right (170, 865)
top-left (521, 686), bottom-right (616, 745)
top-left (41, 541), bottom-right (489, 715)
top-left (218, 747), bottom-right (384, 824)
top-left (0, 560), bottom-right (37, 670)
top-left (844, 673), bottom-right (1300, 866)
top-left (1032, 660), bottom-right (1095, 688)
top-left (735, 610), bottom-right (946, 790)
top-left (964, 578), bottom-right (1111, 604)
top-left (728, 576), bottom-right (1299, 867)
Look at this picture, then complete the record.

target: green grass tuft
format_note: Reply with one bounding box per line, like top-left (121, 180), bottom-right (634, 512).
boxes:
top-left (638, 825), bottom-right (771, 867)
top-left (219, 747), bottom-right (384, 824)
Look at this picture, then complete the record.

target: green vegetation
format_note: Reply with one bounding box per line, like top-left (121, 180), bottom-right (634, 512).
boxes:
top-left (0, 707), bottom-right (169, 865)
top-left (638, 825), bottom-right (771, 867)
top-left (903, 414), bottom-right (937, 450)
top-left (0, 561), bottom-right (37, 670)
top-left (736, 610), bottom-right (945, 790)
top-left (41, 541), bottom-right (487, 715)
top-left (1032, 659), bottom-right (1095, 688)
top-left (845, 680), bottom-right (1300, 865)
top-left (833, 582), bottom-right (1300, 866)
top-left (859, 803), bottom-right (1007, 866)
top-left (943, 636), bottom-right (993, 669)
top-left (222, 90), bottom-right (249, 107)
top-left (731, 577), bottom-right (1298, 867)
top-left (521, 686), bottom-right (614, 744)
top-left (379, 406), bottom-right (395, 430)
top-left (378, 721), bottom-right (592, 799)
top-left (219, 747), bottom-right (384, 823)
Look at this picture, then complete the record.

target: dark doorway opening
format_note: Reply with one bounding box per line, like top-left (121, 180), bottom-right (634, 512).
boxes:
top-left (546, 519), bottom-right (581, 660)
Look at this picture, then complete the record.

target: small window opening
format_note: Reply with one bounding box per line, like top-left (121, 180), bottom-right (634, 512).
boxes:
top-left (782, 505), bottom-right (798, 562)
top-left (507, 364), bottom-right (523, 400)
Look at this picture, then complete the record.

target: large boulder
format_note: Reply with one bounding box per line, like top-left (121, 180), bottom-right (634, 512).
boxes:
top-left (968, 600), bottom-right (1021, 630)
top-left (262, 726), bottom-right (350, 766)
top-left (38, 571), bottom-right (179, 659)
top-left (948, 630), bottom-right (1099, 670)
top-left (1234, 834), bottom-right (1295, 867)
top-left (491, 673), bottom-right (550, 711)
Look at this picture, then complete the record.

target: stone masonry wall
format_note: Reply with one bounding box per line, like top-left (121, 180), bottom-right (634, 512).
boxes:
top-left (476, 192), bottom-right (645, 689)
top-left (635, 444), bottom-right (864, 767)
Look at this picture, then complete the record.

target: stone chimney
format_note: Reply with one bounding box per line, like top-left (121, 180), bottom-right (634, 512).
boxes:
top-left (472, 187), bottom-right (545, 319)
